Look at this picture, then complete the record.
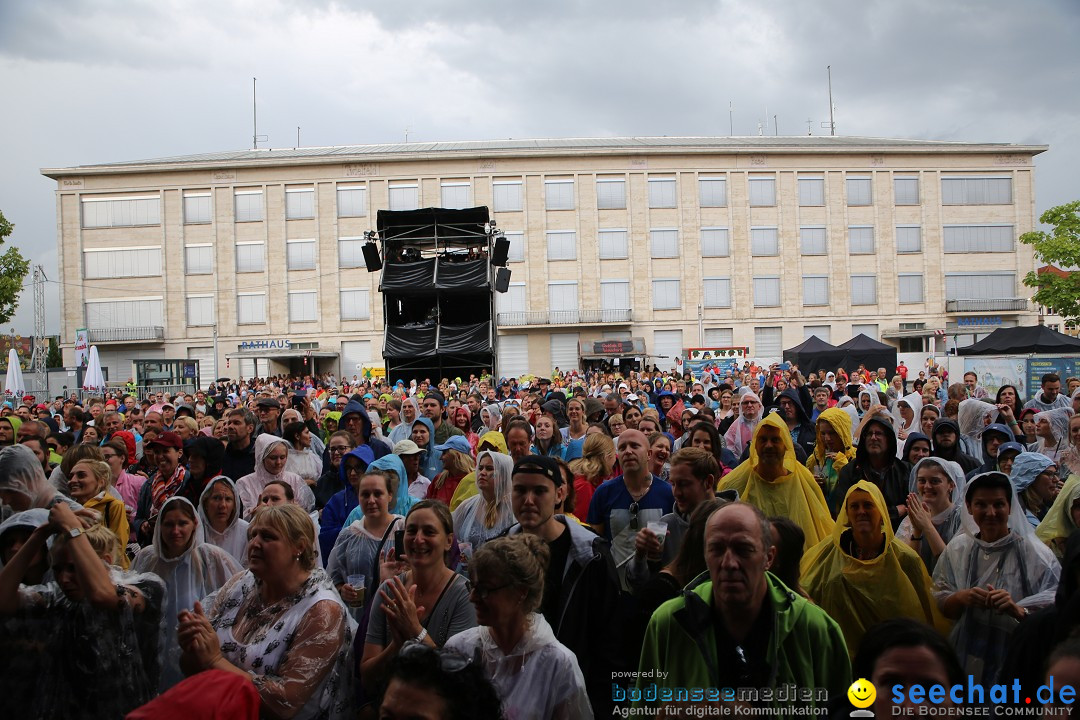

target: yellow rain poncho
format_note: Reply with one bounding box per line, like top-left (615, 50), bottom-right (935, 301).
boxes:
top-left (801, 480), bottom-right (950, 656)
top-left (449, 431), bottom-right (508, 510)
top-left (1035, 474), bottom-right (1080, 559)
top-left (719, 413), bottom-right (834, 551)
top-left (805, 407), bottom-right (858, 499)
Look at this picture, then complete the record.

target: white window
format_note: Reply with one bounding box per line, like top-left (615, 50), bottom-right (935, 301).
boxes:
top-left (183, 193), bottom-right (211, 224)
top-left (896, 226), bottom-right (922, 253)
top-left (498, 335), bottom-right (529, 377)
top-left (441, 182), bottom-right (471, 209)
top-left (699, 177), bottom-right (727, 207)
top-left (81, 196), bottom-right (161, 228)
top-left (943, 225), bottom-right (1014, 253)
top-left (598, 229), bottom-right (628, 259)
top-left (185, 245), bottom-right (213, 275)
top-left (341, 340), bottom-right (372, 376)
top-left (600, 280), bottom-right (630, 311)
top-left (751, 227), bottom-right (779, 256)
top-left (85, 298), bottom-right (164, 329)
top-left (941, 177), bottom-right (1012, 205)
top-left (703, 278), bottom-right (731, 308)
top-left (237, 293), bottom-right (266, 324)
top-left (804, 325), bottom-right (831, 343)
top-left (548, 282), bottom-right (579, 321)
top-left (849, 226), bottom-right (875, 254)
top-left (851, 275), bottom-right (878, 305)
top-left (337, 186), bottom-right (367, 217)
top-left (898, 273), bottom-right (924, 304)
top-left (704, 328), bottom-right (734, 347)
top-left (802, 276), bottom-right (829, 306)
top-left (236, 242), bottom-right (265, 273)
top-left (798, 177), bottom-right (825, 206)
top-left (549, 333), bottom-right (580, 371)
top-left (545, 179), bottom-right (574, 210)
top-left (852, 324), bottom-right (879, 341)
top-left (700, 228), bottom-right (729, 257)
top-left (492, 181), bottom-right (522, 212)
top-left (652, 279), bottom-right (681, 310)
top-left (389, 183), bottom-right (419, 211)
top-left (800, 227), bottom-right (827, 255)
top-left (546, 231), bottom-right (577, 261)
top-left (339, 237), bottom-right (365, 268)
top-left (945, 273), bottom-right (1016, 301)
top-left (648, 178), bottom-right (677, 208)
top-left (288, 291), bottom-right (317, 323)
top-left (234, 190), bottom-right (264, 222)
top-left (754, 327), bottom-right (783, 357)
top-left (847, 177), bottom-right (872, 206)
top-left (596, 179), bottom-right (626, 210)
top-left (187, 347), bottom-right (216, 388)
top-left (753, 277), bottom-right (781, 307)
top-left (83, 247), bottom-right (161, 279)
top-left (748, 177), bottom-right (776, 207)
top-left (504, 231), bottom-right (525, 262)
top-left (285, 187), bottom-right (315, 219)
top-left (650, 229), bottom-right (679, 258)
top-left (238, 358), bottom-right (270, 378)
top-left (340, 289), bottom-right (371, 320)
top-left (653, 330), bottom-right (684, 368)
top-left (497, 283), bottom-right (527, 315)
top-left (287, 239), bottom-right (316, 271)
top-left (894, 177), bottom-right (920, 205)
top-left (187, 295), bottom-right (214, 327)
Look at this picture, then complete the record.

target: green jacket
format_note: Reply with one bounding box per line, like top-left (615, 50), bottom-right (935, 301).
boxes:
top-left (635, 573), bottom-right (850, 709)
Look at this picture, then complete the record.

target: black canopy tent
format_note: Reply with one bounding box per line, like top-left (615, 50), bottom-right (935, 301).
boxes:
top-left (782, 335), bottom-right (842, 369)
top-left (957, 325), bottom-right (1080, 356)
top-left (834, 334), bottom-right (898, 372)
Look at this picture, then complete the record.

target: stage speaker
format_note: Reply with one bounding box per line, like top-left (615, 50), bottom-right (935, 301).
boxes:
top-left (495, 267), bottom-right (511, 293)
top-left (362, 242), bottom-right (382, 272)
top-left (491, 236), bottom-right (510, 266)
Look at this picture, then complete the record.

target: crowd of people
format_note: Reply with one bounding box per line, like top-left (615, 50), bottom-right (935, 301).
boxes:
top-left (1, 360), bottom-right (1080, 718)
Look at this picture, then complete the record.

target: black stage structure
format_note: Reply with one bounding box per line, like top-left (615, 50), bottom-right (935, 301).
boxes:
top-left (367, 207), bottom-right (508, 383)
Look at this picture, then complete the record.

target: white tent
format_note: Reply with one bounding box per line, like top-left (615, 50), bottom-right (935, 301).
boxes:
top-left (82, 345), bottom-right (107, 393)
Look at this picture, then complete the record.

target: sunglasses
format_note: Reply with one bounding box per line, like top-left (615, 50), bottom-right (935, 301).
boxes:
top-left (399, 641), bottom-right (471, 672)
top-left (629, 501), bottom-right (640, 530)
top-left (465, 579), bottom-right (511, 600)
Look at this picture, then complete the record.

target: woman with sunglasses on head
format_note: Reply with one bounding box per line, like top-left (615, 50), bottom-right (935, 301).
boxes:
top-left (445, 534), bottom-right (592, 719)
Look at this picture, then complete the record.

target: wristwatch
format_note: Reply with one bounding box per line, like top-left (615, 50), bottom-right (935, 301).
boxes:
top-left (67, 527), bottom-right (83, 539)
top-left (412, 628), bottom-right (429, 644)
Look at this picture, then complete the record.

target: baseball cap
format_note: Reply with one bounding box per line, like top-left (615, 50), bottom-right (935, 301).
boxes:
top-left (393, 439), bottom-right (424, 456)
top-left (256, 397), bottom-right (281, 409)
top-left (146, 431), bottom-right (183, 450)
top-left (511, 455), bottom-right (564, 486)
top-left (433, 435), bottom-right (472, 454)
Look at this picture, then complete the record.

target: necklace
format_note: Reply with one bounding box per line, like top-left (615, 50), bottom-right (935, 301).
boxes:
top-left (627, 478), bottom-right (653, 501)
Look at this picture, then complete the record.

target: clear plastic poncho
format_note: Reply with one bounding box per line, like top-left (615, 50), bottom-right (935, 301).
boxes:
top-left (444, 612), bottom-right (593, 720)
top-left (895, 457), bottom-right (966, 573)
top-left (933, 471), bottom-right (1060, 683)
top-left (197, 476), bottom-right (250, 566)
top-left (1035, 474), bottom-right (1080, 559)
top-left (236, 434), bottom-right (316, 519)
top-left (452, 451), bottom-right (515, 550)
top-left (801, 480), bottom-right (950, 657)
top-left (719, 413), bottom-right (834, 551)
top-left (957, 399), bottom-right (999, 460)
top-left (1010, 451), bottom-right (1057, 528)
top-left (0, 444), bottom-right (65, 509)
top-left (132, 495), bottom-right (242, 691)
top-left (326, 513), bottom-right (404, 620)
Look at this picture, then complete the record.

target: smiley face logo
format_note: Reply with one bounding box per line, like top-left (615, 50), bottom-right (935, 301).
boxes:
top-left (847, 678), bottom-right (876, 709)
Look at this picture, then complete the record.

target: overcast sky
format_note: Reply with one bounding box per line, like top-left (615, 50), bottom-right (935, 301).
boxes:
top-left (1, 0), bottom-right (1077, 337)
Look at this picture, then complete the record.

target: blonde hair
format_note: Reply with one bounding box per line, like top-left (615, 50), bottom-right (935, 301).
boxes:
top-left (52, 522), bottom-right (123, 564)
top-left (249, 504), bottom-right (317, 570)
top-left (472, 534), bottom-right (550, 613)
top-left (432, 449), bottom-right (473, 491)
top-left (173, 416), bottom-right (198, 435)
top-left (570, 433), bottom-right (615, 484)
top-left (75, 458), bottom-right (113, 491)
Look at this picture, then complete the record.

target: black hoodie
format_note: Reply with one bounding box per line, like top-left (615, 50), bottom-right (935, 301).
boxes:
top-left (930, 418), bottom-right (980, 474)
top-left (833, 416), bottom-right (910, 529)
top-left (776, 388), bottom-right (817, 460)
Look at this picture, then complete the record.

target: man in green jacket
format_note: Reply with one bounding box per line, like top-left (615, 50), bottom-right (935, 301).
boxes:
top-left (634, 502), bottom-right (850, 713)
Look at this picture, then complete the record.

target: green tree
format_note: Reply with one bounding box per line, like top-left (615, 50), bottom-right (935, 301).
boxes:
top-left (0, 211), bottom-right (31, 325)
top-left (1021, 200), bottom-right (1080, 322)
top-left (47, 336), bottom-right (62, 368)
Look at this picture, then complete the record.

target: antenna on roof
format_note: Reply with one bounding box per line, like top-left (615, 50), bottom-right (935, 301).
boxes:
top-left (774, 115), bottom-right (778, 136)
top-left (252, 78), bottom-right (268, 149)
top-left (823, 66), bottom-right (836, 136)
top-left (806, 119), bottom-right (813, 136)
top-left (728, 101), bottom-right (734, 137)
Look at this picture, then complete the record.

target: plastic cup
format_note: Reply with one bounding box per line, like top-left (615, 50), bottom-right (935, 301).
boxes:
top-left (647, 521), bottom-right (668, 547)
top-left (347, 574), bottom-right (366, 608)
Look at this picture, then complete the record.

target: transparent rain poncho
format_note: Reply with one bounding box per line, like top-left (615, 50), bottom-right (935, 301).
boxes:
top-left (0, 444), bottom-right (71, 510)
top-left (1035, 474), bottom-right (1080, 559)
top-left (445, 612), bottom-right (593, 720)
top-left (204, 568), bottom-right (356, 720)
top-left (957, 399), bottom-right (1000, 460)
top-left (2, 564), bottom-right (165, 719)
top-left (895, 457), bottom-right (966, 573)
top-left (801, 480), bottom-right (951, 657)
top-left (1010, 451), bottom-right (1057, 528)
top-left (132, 495), bottom-right (243, 691)
top-left (452, 451), bottom-right (516, 550)
top-left (236, 435), bottom-right (316, 519)
top-left (197, 476), bottom-right (250, 566)
top-left (720, 413), bottom-right (834, 552)
top-left (326, 512), bottom-right (404, 621)
top-left (933, 471), bottom-right (1060, 683)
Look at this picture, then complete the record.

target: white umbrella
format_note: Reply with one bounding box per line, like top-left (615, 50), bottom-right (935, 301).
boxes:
top-left (82, 345), bottom-right (107, 393)
top-left (3, 349), bottom-right (25, 400)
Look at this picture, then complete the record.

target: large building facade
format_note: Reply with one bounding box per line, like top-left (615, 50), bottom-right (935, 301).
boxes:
top-left (43, 136), bottom-right (1046, 385)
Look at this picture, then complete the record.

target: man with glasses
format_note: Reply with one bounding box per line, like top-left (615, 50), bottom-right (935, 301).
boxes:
top-left (724, 392), bottom-right (764, 458)
top-left (253, 397), bottom-right (282, 437)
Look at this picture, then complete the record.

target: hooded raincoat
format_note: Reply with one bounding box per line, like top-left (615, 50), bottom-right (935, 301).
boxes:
top-left (1035, 474), bottom-right (1080, 559)
top-left (445, 612), bottom-right (593, 720)
top-left (805, 407), bottom-right (857, 501)
top-left (197, 476), bottom-right (250, 566)
top-left (891, 391), bottom-right (924, 450)
top-left (834, 416), bottom-right (911, 526)
top-left (132, 495), bottom-right (242, 691)
top-left (0, 443), bottom-right (71, 510)
top-left (719, 413), bottom-right (833, 552)
top-left (236, 434), bottom-right (316, 520)
top-left (326, 506), bottom-right (404, 621)
top-left (387, 398), bottom-right (419, 446)
top-left (723, 391), bottom-right (763, 458)
top-left (895, 457), bottom-right (966, 573)
top-left (339, 398), bottom-right (391, 459)
top-left (957, 399), bottom-right (1000, 461)
top-left (802, 481), bottom-right (950, 656)
top-left (451, 451), bottom-right (515, 550)
top-left (320, 444), bottom-right (375, 561)
top-left (1034, 407), bottom-right (1074, 468)
top-left (448, 430), bottom-right (508, 510)
top-left (342, 453), bottom-right (417, 527)
top-left (1010, 451), bottom-right (1057, 528)
top-left (411, 416), bottom-right (440, 480)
